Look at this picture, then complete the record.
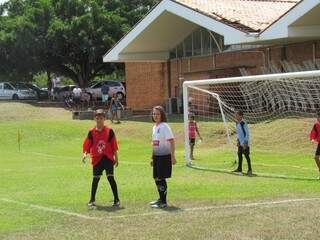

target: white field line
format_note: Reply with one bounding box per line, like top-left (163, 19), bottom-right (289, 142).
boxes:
top-left (0, 198), bottom-right (100, 220)
top-left (104, 197), bottom-right (320, 219)
top-left (1, 197), bottom-right (320, 221)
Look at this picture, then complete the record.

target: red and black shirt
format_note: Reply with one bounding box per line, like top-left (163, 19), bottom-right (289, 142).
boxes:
top-left (83, 126), bottom-right (118, 166)
top-left (310, 121), bottom-right (320, 144)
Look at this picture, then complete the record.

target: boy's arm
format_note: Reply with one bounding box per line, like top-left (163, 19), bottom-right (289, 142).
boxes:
top-left (110, 129), bottom-right (119, 167)
top-left (195, 123), bottom-right (202, 139)
top-left (169, 139), bottom-right (176, 165)
top-left (82, 131), bottom-right (93, 163)
top-left (114, 151), bottom-right (119, 167)
top-left (242, 123), bottom-right (250, 149)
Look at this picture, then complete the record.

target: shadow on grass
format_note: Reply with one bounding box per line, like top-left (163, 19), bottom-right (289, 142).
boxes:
top-left (187, 164), bottom-right (318, 182)
top-left (93, 204), bottom-right (125, 213)
top-left (157, 205), bottom-right (182, 212)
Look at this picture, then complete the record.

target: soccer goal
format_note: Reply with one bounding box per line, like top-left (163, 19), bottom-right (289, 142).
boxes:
top-left (183, 70), bottom-right (320, 179)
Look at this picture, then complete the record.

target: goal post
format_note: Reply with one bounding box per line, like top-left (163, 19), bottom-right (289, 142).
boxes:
top-left (183, 70), bottom-right (320, 177)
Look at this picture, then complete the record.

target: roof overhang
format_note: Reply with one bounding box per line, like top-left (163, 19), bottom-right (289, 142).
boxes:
top-left (103, 0), bottom-right (320, 62)
top-left (103, 0), bottom-right (249, 62)
top-left (244, 0), bottom-right (320, 44)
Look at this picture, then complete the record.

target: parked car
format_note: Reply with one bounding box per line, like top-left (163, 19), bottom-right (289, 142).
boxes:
top-left (86, 80), bottom-right (126, 100)
top-left (54, 85), bottom-right (76, 101)
top-left (0, 82), bottom-right (37, 100)
top-left (24, 83), bottom-right (49, 100)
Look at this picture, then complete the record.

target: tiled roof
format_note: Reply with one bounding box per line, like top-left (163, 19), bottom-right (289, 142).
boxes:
top-left (173, 0), bottom-right (302, 32)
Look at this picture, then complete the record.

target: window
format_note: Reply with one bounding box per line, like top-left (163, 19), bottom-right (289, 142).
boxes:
top-left (193, 29), bottom-right (202, 55)
top-left (169, 27), bottom-right (226, 59)
top-left (4, 83), bottom-right (14, 90)
top-left (93, 82), bottom-right (103, 88)
top-left (202, 29), bottom-right (212, 55)
top-left (184, 34), bottom-right (193, 57)
top-left (108, 81), bottom-right (121, 87)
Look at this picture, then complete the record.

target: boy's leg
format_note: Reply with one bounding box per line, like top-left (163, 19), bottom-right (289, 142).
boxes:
top-left (244, 147), bottom-right (252, 172)
top-left (104, 157), bottom-right (119, 203)
top-left (236, 146), bottom-right (243, 171)
top-left (314, 144), bottom-right (320, 178)
top-left (90, 162), bottom-right (103, 204)
top-left (156, 179), bottom-right (167, 204)
top-left (90, 176), bottom-right (100, 203)
top-left (151, 156), bottom-right (170, 207)
top-left (190, 144), bottom-right (194, 159)
top-left (107, 175), bottom-right (119, 202)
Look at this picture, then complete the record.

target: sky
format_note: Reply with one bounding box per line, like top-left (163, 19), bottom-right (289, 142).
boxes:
top-left (0, 0), bottom-right (7, 4)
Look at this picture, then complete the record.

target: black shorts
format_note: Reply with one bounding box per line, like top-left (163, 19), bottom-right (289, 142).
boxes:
top-left (315, 144), bottom-right (320, 156)
top-left (93, 156), bottom-right (114, 176)
top-left (153, 154), bottom-right (172, 179)
top-left (189, 138), bottom-right (195, 145)
top-left (238, 145), bottom-right (250, 156)
top-left (73, 96), bottom-right (81, 104)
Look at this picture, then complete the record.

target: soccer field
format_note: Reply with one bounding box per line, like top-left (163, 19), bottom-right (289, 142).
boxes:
top-left (1, 102), bottom-right (320, 240)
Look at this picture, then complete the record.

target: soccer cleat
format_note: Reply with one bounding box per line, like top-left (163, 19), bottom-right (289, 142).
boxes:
top-left (151, 202), bottom-right (167, 208)
top-left (247, 170), bottom-right (253, 176)
top-left (87, 201), bottom-right (96, 207)
top-left (149, 199), bottom-right (161, 205)
top-left (112, 200), bottom-right (120, 207)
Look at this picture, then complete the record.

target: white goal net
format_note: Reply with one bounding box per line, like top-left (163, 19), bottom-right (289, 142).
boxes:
top-left (183, 70), bottom-right (320, 179)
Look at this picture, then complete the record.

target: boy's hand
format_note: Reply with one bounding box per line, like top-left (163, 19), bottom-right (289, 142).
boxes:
top-left (171, 155), bottom-right (177, 165)
top-left (243, 143), bottom-right (248, 149)
top-left (114, 159), bottom-right (119, 167)
top-left (311, 139), bottom-right (315, 143)
top-left (82, 153), bottom-right (88, 163)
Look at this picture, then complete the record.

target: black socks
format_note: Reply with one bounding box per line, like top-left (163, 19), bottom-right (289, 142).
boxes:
top-left (90, 177), bottom-right (100, 202)
top-left (107, 175), bottom-right (119, 201)
top-left (156, 179), bottom-right (167, 204)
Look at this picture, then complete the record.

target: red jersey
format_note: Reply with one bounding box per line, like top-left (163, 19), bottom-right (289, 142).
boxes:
top-left (310, 121), bottom-right (320, 143)
top-left (189, 121), bottom-right (197, 139)
top-left (83, 126), bottom-right (118, 166)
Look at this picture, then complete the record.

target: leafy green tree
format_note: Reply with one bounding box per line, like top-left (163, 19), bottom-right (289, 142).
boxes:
top-left (0, 0), bottom-right (160, 86)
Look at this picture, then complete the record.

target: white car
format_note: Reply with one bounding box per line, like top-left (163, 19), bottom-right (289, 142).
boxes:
top-left (0, 82), bottom-right (37, 100)
top-left (86, 80), bottom-right (126, 100)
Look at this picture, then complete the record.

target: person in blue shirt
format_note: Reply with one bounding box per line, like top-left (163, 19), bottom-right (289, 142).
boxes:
top-left (233, 111), bottom-right (253, 176)
top-left (101, 83), bottom-right (110, 107)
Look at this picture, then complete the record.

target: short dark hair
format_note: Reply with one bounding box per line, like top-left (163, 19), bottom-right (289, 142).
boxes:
top-left (236, 110), bottom-right (243, 116)
top-left (151, 105), bottom-right (167, 122)
top-left (94, 109), bottom-right (105, 117)
top-left (189, 114), bottom-right (195, 120)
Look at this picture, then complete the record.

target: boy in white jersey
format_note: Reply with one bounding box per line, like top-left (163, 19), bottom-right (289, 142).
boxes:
top-left (150, 106), bottom-right (176, 208)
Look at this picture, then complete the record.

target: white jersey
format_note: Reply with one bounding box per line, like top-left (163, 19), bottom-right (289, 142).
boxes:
top-left (152, 122), bottom-right (174, 156)
top-left (73, 87), bottom-right (82, 97)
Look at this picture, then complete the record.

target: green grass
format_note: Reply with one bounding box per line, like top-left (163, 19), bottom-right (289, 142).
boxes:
top-left (1, 102), bottom-right (320, 240)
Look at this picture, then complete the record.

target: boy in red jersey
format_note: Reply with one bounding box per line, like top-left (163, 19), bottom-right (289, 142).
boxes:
top-left (82, 109), bottom-right (120, 207)
top-left (310, 112), bottom-right (320, 179)
top-left (188, 114), bottom-right (202, 160)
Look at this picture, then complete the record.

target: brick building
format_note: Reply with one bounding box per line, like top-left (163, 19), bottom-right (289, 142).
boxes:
top-left (104, 0), bottom-right (320, 111)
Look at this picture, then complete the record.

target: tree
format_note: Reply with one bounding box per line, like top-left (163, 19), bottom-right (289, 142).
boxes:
top-left (0, 0), bottom-right (160, 86)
